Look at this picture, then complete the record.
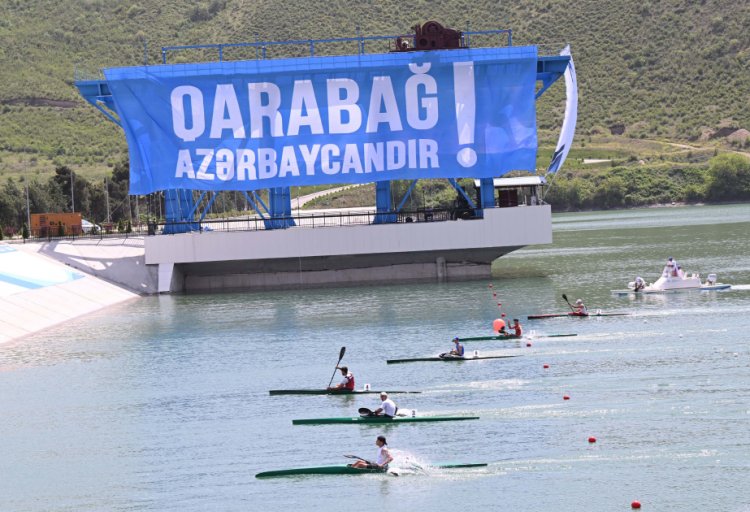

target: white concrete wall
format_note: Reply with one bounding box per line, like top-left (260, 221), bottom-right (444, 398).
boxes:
top-left (0, 246), bottom-right (138, 344)
top-left (145, 205), bottom-right (551, 265)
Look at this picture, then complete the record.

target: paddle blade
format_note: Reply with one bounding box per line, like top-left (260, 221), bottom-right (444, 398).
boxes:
top-left (358, 407), bottom-right (373, 416)
top-left (562, 293), bottom-right (568, 302)
top-left (338, 346), bottom-right (346, 362)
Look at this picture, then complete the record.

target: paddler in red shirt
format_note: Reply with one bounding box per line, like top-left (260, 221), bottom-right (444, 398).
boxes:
top-left (511, 319), bottom-right (523, 337)
top-left (328, 366), bottom-right (355, 391)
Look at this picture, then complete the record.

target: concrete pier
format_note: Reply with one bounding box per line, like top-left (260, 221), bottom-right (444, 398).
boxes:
top-left (146, 205), bottom-right (552, 293)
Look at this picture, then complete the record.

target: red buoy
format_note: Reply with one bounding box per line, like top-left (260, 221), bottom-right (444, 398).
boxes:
top-left (543, 364), bottom-right (549, 369)
top-left (563, 395), bottom-right (570, 400)
top-left (501, 313), bottom-right (506, 317)
top-left (631, 501), bottom-right (641, 509)
top-left (526, 342), bottom-right (532, 347)
top-left (588, 436), bottom-right (596, 443)
top-left (488, 283), bottom-right (493, 288)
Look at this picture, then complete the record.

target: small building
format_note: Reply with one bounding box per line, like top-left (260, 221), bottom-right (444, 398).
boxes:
top-left (31, 213), bottom-right (82, 237)
top-left (474, 176), bottom-right (546, 207)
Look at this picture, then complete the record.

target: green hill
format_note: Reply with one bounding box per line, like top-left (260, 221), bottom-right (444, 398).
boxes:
top-left (0, 0), bottom-right (749, 183)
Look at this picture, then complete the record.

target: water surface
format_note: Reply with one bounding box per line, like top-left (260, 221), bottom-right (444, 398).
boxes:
top-left (2, 204), bottom-right (749, 512)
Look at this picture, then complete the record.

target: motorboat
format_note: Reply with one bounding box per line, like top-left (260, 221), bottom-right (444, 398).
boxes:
top-left (612, 269), bottom-right (731, 295)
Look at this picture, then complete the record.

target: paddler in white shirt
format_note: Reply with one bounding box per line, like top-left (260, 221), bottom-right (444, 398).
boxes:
top-left (371, 392), bottom-right (398, 418)
top-left (349, 435), bottom-right (394, 470)
top-left (573, 299), bottom-right (588, 315)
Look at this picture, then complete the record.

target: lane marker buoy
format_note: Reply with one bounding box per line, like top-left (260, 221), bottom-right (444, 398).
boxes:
top-left (563, 395), bottom-right (570, 400)
top-left (543, 364), bottom-right (549, 369)
top-left (631, 501), bottom-right (641, 509)
top-left (588, 436), bottom-right (596, 443)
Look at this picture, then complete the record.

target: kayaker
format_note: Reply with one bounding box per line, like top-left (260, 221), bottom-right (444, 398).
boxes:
top-left (349, 435), bottom-right (393, 470)
top-left (371, 392), bottom-right (398, 418)
top-left (573, 299), bottom-right (588, 316)
top-left (328, 366), bottom-right (355, 391)
top-left (511, 319), bottom-right (523, 337)
top-left (439, 337), bottom-right (465, 358)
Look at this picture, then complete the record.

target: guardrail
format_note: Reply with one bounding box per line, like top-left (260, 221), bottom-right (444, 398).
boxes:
top-left (1, 207), bottom-right (482, 244)
top-left (149, 207), bottom-right (481, 235)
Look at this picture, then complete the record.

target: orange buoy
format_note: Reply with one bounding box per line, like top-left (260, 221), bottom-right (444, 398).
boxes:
top-left (631, 501), bottom-right (641, 509)
top-left (563, 395), bottom-right (570, 400)
top-left (588, 436), bottom-right (596, 443)
top-left (492, 319), bottom-right (506, 332)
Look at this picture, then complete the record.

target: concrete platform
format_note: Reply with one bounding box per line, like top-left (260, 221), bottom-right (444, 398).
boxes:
top-left (0, 243), bottom-right (139, 344)
top-left (146, 205), bottom-right (552, 293)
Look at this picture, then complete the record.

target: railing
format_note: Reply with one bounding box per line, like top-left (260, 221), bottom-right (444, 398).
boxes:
top-left (1, 208), bottom-right (483, 244)
top-left (150, 207), bottom-right (481, 235)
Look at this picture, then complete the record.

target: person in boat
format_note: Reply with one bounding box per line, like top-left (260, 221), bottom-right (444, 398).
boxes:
top-left (349, 435), bottom-right (393, 470)
top-left (442, 337), bottom-right (465, 357)
top-left (328, 366), bottom-right (355, 391)
top-left (511, 319), bottom-right (523, 337)
top-left (371, 392), bottom-right (398, 418)
top-left (664, 257), bottom-right (678, 277)
top-left (634, 276), bottom-right (646, 292)
top-left (573, 299), bottom-right (588, 315)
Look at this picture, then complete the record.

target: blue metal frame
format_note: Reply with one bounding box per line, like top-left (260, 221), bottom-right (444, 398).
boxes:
top-left (447, 179), bottom-right (476, 209)
top-left (76, 29), bottom-right (568, 232)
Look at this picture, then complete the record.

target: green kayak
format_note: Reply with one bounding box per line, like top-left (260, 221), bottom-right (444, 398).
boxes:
top-left (457, 333), bottom-right (577, 342)
top-left (386, 354), bottom-right (519, 364)
top-left (269, 389), bottom-right (421, 396)
top-left (256, 462), bottom-right (487, 478)
top-left (292, 415), bottom-right (480, 425)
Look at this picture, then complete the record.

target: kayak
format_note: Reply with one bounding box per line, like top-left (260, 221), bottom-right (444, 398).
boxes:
top-left (386, 354), bottom-right (519, 364)
top-left (527, 312), bottom-right (629, 320)
top-left (458, 333), bottom-right (577, 341)
top-left (269, 389), bottom-right (421, 396)
top-left (256, 462), bottom-right (487, 478)
top-left (611, 284), bottom-right (731, 295)
top-left (292, 415), bottom-right (480, 425)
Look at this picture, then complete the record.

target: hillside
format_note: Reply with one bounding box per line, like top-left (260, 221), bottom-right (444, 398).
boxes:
top-left (0, 0), bottom-right (749, 183)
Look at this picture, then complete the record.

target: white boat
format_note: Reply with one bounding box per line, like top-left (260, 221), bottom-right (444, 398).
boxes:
top-left (612, 270), bottom-right (731, 295)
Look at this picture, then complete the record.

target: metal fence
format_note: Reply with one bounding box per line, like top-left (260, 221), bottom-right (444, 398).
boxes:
top-left (1, 208), bottom-right (481, 244)
top-left (151, 207), bottom-right (481, 235)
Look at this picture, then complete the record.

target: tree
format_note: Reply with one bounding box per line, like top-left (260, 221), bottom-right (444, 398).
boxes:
top-left (705, 154), bottom-right (750, 201)
top-left (22, 223), bottom-right (29, 240)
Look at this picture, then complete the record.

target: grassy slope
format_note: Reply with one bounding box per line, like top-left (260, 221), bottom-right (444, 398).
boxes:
top-left (0, 0), bottom-right (748, 185)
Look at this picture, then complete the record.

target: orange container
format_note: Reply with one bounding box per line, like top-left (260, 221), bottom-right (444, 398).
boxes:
top-left (31, 212), bottom-right (83, 236)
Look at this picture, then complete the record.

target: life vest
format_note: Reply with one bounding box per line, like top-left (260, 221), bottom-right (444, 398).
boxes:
top-left (343, 373), bottom-right (355, 390)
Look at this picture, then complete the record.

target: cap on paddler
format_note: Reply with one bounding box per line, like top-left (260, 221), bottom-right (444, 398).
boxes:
top-left (380, 391), bottom-right (388, 397)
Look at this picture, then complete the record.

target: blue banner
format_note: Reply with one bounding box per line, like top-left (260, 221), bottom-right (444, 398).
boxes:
top-left (104, 46), bottom-right (538, 194)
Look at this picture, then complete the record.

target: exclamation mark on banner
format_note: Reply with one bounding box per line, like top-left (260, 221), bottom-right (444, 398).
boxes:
top-left (453, 62), bottom-right (477, 168)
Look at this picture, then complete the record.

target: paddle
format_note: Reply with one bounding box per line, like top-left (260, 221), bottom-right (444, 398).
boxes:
top-left (358, 407), bottom-right (374, 417)
top-left (561, 293), bottom-right (575, 312)
top-left (344, 454), bottom-right (374, 465)
top-left (326, 346), bottom-right (346, 389)
top-left (344, 454), bottom-right (396, 475)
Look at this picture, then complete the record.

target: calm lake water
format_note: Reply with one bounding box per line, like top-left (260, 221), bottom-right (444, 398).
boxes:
top-left (2, 204), bottom-right (749, 512)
